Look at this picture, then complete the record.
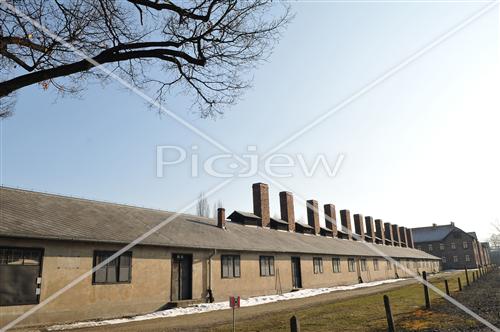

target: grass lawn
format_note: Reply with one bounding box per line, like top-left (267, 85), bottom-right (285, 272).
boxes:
top-left (208, 271), bottom-right (479, 331)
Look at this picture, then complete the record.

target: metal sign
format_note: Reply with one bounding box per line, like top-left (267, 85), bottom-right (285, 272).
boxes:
top-left (229, 296), bottom-right (240, 308)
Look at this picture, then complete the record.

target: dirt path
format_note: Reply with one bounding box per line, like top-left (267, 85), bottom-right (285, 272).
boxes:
top-left (50, 276), bottom-right (434, 332)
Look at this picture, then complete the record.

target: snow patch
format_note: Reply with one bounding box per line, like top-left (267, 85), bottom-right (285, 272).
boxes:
top-left (47, 278), bottom-right (406, 330)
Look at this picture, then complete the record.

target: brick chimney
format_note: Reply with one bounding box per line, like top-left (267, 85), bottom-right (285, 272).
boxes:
top-left (375, 219), bottom-right (385, 244)
top-left (217, 208), bottom-right (226, 229)
top-left (384, 222), bottom-right (394, 245)
top-left (306, 200), bottom-right (320, 235)
top-left (353, 214), bottom-right (365, 241)
top-left (324, 204), bottom-right (337, 236)
top-left (391, 224), bottom-right (400, 246)
top-left (340, 209), bottom-right (353, 240)
top-left (252, 182), bottom-right (270, 228)
top-left (399, 226), bottom-right (407, 247)
top-left (365, 216), bottom-right (376, 243)
top-left (279, 191), bottom-right (295, 232)
top-left (406, 228), bottom-right (415, 248)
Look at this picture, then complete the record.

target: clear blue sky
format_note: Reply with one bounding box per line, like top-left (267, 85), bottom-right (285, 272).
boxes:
top-left (1, 2), bottom-right (498, 241)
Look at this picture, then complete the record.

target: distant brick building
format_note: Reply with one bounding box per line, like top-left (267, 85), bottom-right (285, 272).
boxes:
top-left (412, 223), bottom-right (487, 270)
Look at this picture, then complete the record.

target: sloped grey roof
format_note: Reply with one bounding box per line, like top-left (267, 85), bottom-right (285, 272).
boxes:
top-left (229, 210), bottom-right (260, 219)
top-left (0, 187), bottom-right (438, 260)
top-left (412, 224), bottom-right (474, 243)
top-left (412, 225), bottom-right (454, 242)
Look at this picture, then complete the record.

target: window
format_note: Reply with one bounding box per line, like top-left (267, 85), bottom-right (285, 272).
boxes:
top-left (0, 248), bottom-right (41, 265)
top-left (453, 256), bottom-right (458, 263)
top-left (442, 256), bottom-right (447, 263)
top-left (332, 257), bottom-right (341, 273)
top-left (221, 255), bottom-right (240, 278)
top-left (360, 259), bottom-right (367, 271)
top-left (259, 256), bottom-right (275, 276)
top-left (313, 257), bottom-right (323, 274)
top-left (428, 244), bottom-right (433, 251)
top-left (439, 243), bottom-right (445, 250)
top-left (373, 259), bottom-right (379, 271)
top-left (465, 255), bottom-right (470, 262)
top-left (93, 251), bottom-right (132, 284)
top-left (451, 242), bottom-right (456, 250)
top-left (348, 258), bottom-right (356, 272)
top-left (463, 241), bottom-right (468, 249)
top-left (417, 246), bottom-right (422, 250)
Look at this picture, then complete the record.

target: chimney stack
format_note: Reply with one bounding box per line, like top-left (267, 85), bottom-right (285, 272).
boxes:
top-left (391, 224), bottom-right (400, 246)
top-left (406, 228), bottom-right (415, 248)
top-left (365, 216), bottom-right (376, 243)
top-left (306, 200), bottom-right (320, 235)
top-left (399, 226), bottom-right (407, 247)
top-left (280, 191), bottom-right (295, 232)
top-left (217, 208), bottom-right (226, 229)
top-left (384, 222), bottom-right (394, 245)
top-left (353, 214), bottom-right (365, 241)
top-left (324, 204), bottom-right (337, 237)
top-left (375, 219), bottom-right (385, 244)
top-left (404, 226), bottom-right (410, 247)
top-left (340, 210), bottom-right (353, 240)
top-left (252, 183), bottom-right (270, 228)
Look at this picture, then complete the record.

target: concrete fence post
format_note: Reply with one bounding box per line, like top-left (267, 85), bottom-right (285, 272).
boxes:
top-left (464, 266), bottom-right (470, 286)
top-left (423, 271), bottom-right (430, 309)
top-left (472, 271), bottom-right (476, 283)
top-left (458, 277), bottom-right (462, 291)
top-left (444, 280), bottom-right (450, 296)
top-left (383, 295), bottom-right (396, 332)
top-left (290, 315), bottom-right (300, 332)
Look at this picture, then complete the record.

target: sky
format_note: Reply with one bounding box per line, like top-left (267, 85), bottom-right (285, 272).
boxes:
top-left (1, 2), bottom-right (499, 241)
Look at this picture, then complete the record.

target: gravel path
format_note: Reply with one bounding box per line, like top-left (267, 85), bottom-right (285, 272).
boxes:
top-left (431, 269), bottom-right (499, 332)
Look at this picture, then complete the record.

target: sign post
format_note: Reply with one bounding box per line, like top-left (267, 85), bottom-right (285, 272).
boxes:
top-left (229, 296), bottom-right (240, 332)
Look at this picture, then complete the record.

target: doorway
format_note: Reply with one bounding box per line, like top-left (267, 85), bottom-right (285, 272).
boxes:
top-left (291, 257), bottom-right (302, 289)
top-left (0, 247), bottom-right (43, 306)
top-left (171, 253), bottom-right (192, 301)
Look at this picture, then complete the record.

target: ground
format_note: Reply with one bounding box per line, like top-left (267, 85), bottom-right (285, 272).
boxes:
top-left (19, 269), bottom-right (499, 332)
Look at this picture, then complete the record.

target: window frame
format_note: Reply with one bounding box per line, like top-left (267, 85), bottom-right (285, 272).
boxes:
top-left (428, 244), bottom-right (433, 251)
top-left (439, 243), bottom-right (445, 250)
top-left (451, 242), bottom-right (456, 250)
top-left (463, 241), bottom-right (468, 249)
top-left (92, 251), bottom-right (132, 285)
top-left (259, 256), bottom-right (275, 277)
top-left (0, 247), bottom-right (43, 266)
top-left (453, 255), bottom-right (458, 263)
top-left (360, 258), bottom-right (367, 271)
top-left (313, 257), bottom-right (324, 274)
top-left (221, 255), bottom-right (241, 279)
top-left (348, 258), bottom-right (356, 272)
top-left (465, 254), bottom-right (470, 262)
top-left (332, 257), bottom-right (341, 273)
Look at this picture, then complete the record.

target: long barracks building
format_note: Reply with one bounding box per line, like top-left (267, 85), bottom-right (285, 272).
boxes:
top-left (0, 184), bottom-right (439, 327)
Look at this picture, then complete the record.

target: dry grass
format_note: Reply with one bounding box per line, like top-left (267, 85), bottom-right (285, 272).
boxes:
top-left (207, 270), bottom-right (482, 331)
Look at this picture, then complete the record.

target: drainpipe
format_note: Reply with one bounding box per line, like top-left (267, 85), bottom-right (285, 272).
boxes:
top-left (206, 249), bottom-right (216, 303)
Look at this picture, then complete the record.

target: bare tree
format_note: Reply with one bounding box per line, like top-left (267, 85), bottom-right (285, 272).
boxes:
top-left (196, 192), bottom-right (210, 218)
top-left (490, 220), bottom-right (500, 249)
top-left (0, 0), bottom-right (291, 117)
